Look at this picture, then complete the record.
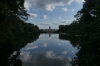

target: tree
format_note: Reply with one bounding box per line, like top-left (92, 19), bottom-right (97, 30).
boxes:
top-left (58, 25), bottom-right (69, 33)
top-left (72, 0), bottom-right (100, 66)
top-left (75, 0), bottom-right (100, 46)
top-left (0, 0), bottom-right (29, 21)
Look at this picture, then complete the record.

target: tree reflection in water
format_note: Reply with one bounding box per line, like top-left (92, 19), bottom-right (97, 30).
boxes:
top-left (0, 34), bottom-right (40, 66)
top-left (59, 34), bottom-right (79, 47)
top-left (71, 38), bottom-right (100, 66)
top-left (59, 34), bottom-right (100, 66)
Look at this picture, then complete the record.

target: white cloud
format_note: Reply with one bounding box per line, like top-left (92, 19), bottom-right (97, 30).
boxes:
top-left (20, 51), bottom-right (72, 66)
top-left (62, 7), bottom-right (68, 11)
top-left (24, 0), bottom-right (32, 11)
top-left (75, 0), bottom-right (84, 3)
top-left (46, 51), bottom-right (55, 57)
top-left (41, 15), bottom-right (48, 19)
top-left (42, 43), bottom-right (49, 47)
top-left (67, 57), bottom-right (72, 61)
top-left (20, 51), bottom-right (30, 61)
top-left (38, 25), bottom-right (49, 29)
top-left (58, 17), bottom-right (61, 19)
top-left (59, 20), bottom-right (73, 25)
top-left (38, 20), bottom-right (72, 29)
top-left (24, 0), bottom-right (73, 11)
top-left (62, 51), bottom-right (68, 54)
top-left (39, 23), bottom-right (52, 26)
top-left (71, 50), bottom-right (74, 53)
top-left (45, 51), bottom-right (65, 59)
top-left (71, 9), bottom-right (74, 11)
top-left (28, 13), bottom-right (38, 19)
top-left (40, 20), bottom-right (72, 26)
top-left (58, 43), bottom-right (62, 46)
top-left (24, 43), bottom-right (38, 50)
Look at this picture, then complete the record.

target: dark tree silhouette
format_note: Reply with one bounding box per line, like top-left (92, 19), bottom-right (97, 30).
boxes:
top-left (71, 0), bottom-right (100, 66)
top-left (0, 0), bottom-right (29, 21)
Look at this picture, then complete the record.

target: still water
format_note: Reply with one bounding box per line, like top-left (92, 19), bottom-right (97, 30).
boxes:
top-left (19, 34), bottom-right (78, 66)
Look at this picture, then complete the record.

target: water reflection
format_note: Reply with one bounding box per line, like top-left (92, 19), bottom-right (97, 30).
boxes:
top-left (1, 34), bottom-right (80, 66)
top-left (59, 34), bottom-right (79, 47)
top-left (20, 52), bottom-right (72, 66)
top-left (59, 34), bottom-right (100, 66)
top-left (2, 33), bottom-right (99, 66)
top-left (71, 37), bottom-right (100, 66)
top-left (20, 34), bottom-right (78, 66)
top-left (0, 34), bottom-right (40, 66)
top-left (49, 33), bottom-right (51, 37)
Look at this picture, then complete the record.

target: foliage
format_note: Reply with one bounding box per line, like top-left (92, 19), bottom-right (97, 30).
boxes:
top-left (58, 25), bottom-right (69, 33)
top-left (0, 0), bottom-right (40, 66)
top-left (58, 0), bottom-right (100, 65)
top-left (71, 0), bottom-right (100, 66)
top-left (58, 20), bottom-right (80, 35)
top-left (0, 32), bottom-right (40, 66)
top-left (0, 0), bottom-right (29, 21)
top-left (59, 34), bottom-right (79, 47)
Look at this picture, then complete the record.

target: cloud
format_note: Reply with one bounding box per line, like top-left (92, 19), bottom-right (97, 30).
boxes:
top-left (41, 15), bottom-right (48, 19)
top-left (20, 52), bottom-right (72, 66)
top-left (38, 20), bottom-right (72, 29)
top-left (75, 0), bottom-right (84, 3)
top-left (59, 20), bottom-right (73, 25)
top-left (39, 23), bottom-right (52, 26)
top-left (24, 0), bottom-right (32, 11)
top-left (20, 51), bottom-right (30, 61)
top-left (24, 0), bottom-right (73, 11)
top-left (28, 13), bottom-right (38, 19)
top-left (39, 20), bottom-right (72, 26)
top-left (58, 43), bottom-right (62, 46)
top-left (67, 57), bottom-right (72, 61)
top-left (62, 7), bottom-right (68, 11)
top-left (42, 43), bottom-right (49, 47)
top-left (24, 43), bottom-right (38, 50)
top-left (62, 51), bottom-right (68, 54)
top-left (46, 51), bottom-right (55, 57)
top-left (58, 17), bottom-right (61, 19)
top-left (71, 50), bottom-right (74, 53)
top-left (71, 9), bottom-right (74, 11)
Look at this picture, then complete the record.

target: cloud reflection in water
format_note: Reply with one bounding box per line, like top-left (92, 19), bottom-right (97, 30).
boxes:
top-left (20, 51), bottom-right (72, 66)
top-left (23, 43), bottom-right (38, 50)
top-left (62, 51), bottom-right (68, 54)
top-left (41, 43), bottom-right (49, 47)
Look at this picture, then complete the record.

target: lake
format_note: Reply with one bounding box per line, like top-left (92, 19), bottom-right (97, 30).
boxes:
top-left (18, 34), bottom-right (78, 66)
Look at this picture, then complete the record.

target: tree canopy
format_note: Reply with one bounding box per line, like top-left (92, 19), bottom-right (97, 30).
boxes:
top-left (71, 0), bottom-right (100, 66)
top-left (0, 0), bottom-right (29, 21)
top-left (0, 1), bottom-right (40, 65)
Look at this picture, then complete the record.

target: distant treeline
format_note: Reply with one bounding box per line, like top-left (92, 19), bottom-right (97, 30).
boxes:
top-left (39, 29), bottom-right (47, 33)
top-left (0, 12), bottom-right (40, 45)
top-left (57, 20), bottom-right (80, 35)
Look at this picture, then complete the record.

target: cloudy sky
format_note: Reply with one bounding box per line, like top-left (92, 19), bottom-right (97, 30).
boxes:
top-left (24, 0), bottom-right (84, 29)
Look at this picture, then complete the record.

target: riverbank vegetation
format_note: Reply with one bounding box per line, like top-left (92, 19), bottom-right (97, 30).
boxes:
top-left (70, 0), bottom-right (100, 66)
top-left (0, 0), bottom-right (40, 66)
top-left (1, 0), bottom-right (100, 66)
top-left (59, 0), bottom-right (100, 66)
top-left (0, 0), bottom-right (40, 44)
top-left (58, 20), bottom-right (80, 35)
top-left (58, 0), bottom-right (100, 65)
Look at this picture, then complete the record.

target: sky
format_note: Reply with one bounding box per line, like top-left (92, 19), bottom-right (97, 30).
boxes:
top-left (24, 0), bottom-right (84, 29)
